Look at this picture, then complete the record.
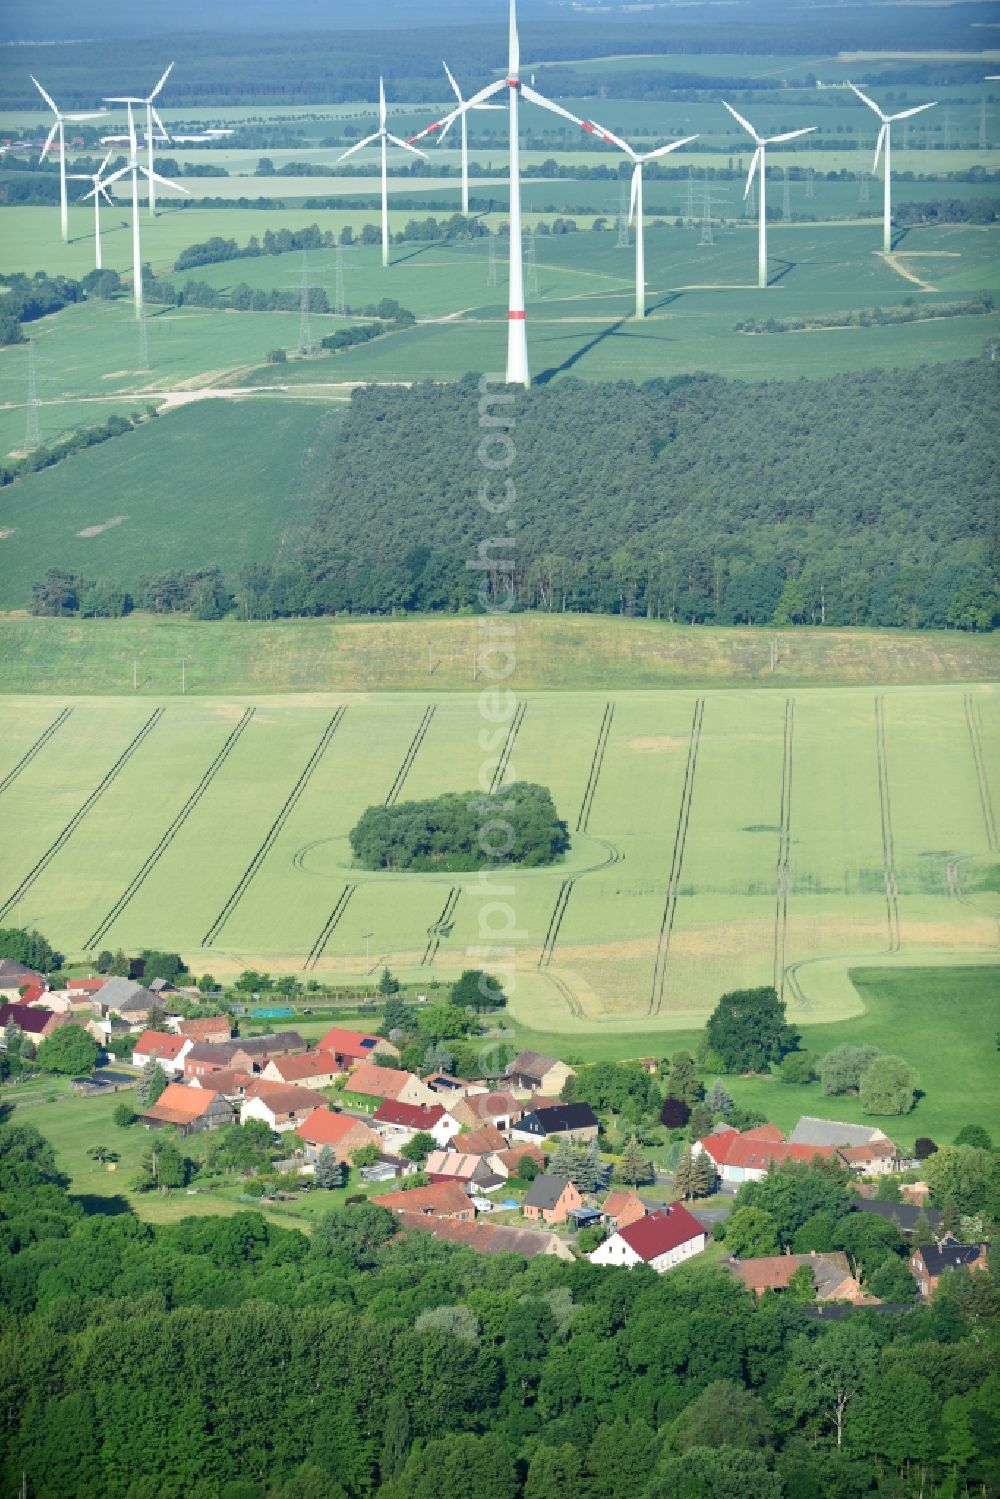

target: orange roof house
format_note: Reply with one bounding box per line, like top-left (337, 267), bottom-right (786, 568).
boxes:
top-left (141, 1081), bottom-right (234, 1135)
top-left (260, 1049), bottom-right (342, 1089)
top-left (694, 1125), bottom-right (838, 1186)
top-left (294, 1108), bottom-right (380, 1163)
top-left (317, 1026), bottom-right (399, 1069)
top-left (342, 1064), bottom-right (436, 1110)
top-left (601, 1188), bottom-right (648, 1230)
top-left (372, 1179), bottom-right (474, 1221)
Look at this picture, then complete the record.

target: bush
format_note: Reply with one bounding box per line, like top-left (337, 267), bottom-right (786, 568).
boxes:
top-left (35, 1026), bottom-right (99, 1076)
top-left (859, 1055), bottom-right (919, 1115)
top-left (705, 987), bottom-right (799, 1074)
top-left (113, 1103), bottom-right (137, 1128)
top-left (818, 1044), bottom-right (883, 1096)
top-left (660, 1097), bottom-right (691, 1129)
top-left (778, 1051), bottom-right (815, 1085)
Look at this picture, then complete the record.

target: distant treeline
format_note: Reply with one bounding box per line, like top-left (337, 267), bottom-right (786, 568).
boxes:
top-left (2, 409), bottom-right (155, 491)
top-left (0, 271), bottom-right (85, 343)
top-left (29, 363), bottom-right (999, 633)
top-left (736, 293), bottom-right (996, 336)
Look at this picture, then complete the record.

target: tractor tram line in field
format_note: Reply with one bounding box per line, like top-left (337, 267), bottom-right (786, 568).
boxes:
top-left (964, 693), bottom-right (998, 853)
top-left (576, 702), bottom-right (615, 834)
top-left (648, 697), bottom-right (705, 1016)
top-left (0, 708), bottom-right (73, 799)
top-left (773, 697), bottom-right (796, 999)
top-left (0, 708), bottom-right (165, 924)
top-left (422, 885), bottom-right (461, 966)
top-left (303, 883), bottom-right (357, 972)
top-left (86, 707), bottom-right (256, 950)
top-left (202, 708), bottom-right (346, 946)
top-left (489, 701), bottom-right (526, 795)
top-left (874, 695), bottom-right (901, 954)
top-left (384, 706), bottom-right (436, 806)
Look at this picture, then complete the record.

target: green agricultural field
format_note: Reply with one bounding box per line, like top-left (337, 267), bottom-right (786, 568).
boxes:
top-left (0, 401), bottom-right (340, 602)
top-left (0, 685), bottom-right (994, 1041)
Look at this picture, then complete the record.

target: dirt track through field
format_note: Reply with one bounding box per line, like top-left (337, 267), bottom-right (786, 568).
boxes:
top-left (648, 696), bottom-right (705, 1014)
top-left (0, 707), bottom-right (72, 800)
top-left (773, 697), bottom-right (795, 997)
top-left (874, 695), bottom-right (901, 953)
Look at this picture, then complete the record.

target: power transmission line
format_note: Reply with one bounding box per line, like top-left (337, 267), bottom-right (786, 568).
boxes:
top-left (617, 179), bottom-right (629, 247)
top-left (699, 173), bottom-right (713, 246)
top-left (297, 249), bottom-right (315, 355)
top-left (980, 97), bottom-right (989, 151)
top-left (685, 164), bottom-right (695, 227)
top-left (858, 169), bottom-right (870, 204)
top-left (24, 339), bottom-right (39, 452)
top-left (782, 166), bottom-right (791, 223)
top-left (805, 165), bottom-right (815, 200)
top-left (334, 244), bottom-right (346, 316)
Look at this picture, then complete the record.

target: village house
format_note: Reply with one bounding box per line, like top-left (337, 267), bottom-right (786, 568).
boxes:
top-left (909, 1239), bottom-right (988, 1298)
top-left (183, 1032), bottom-right (305, 1079)
top-left (316, 1025), bottom-right (400, 1071)
top-left (240, 1083), bottom-right (324, 1133)
top-left (727, 1252), bottom-right (869, 1304)
top-left (836, 1138), bottom-right (903, 1177)
top-left (131, 1030), bottom-right (192, 1077)
top-left (489, 1144), bottom-right (546, 1179)
top-left (693, 1124), bottom-right (839, 1187)
top-left (294, 1107), bottom-right (381, 1163)
top-left (423, 1072), bottom-right (487, 1102)
top-left (589, 1202), bottom-right (706, 1273)
top-left (91, 977), bottom-right (157, 1026)
top-left (260, 1049), bottom-right (342, 1090)
top-left (448, 1089), bottom-right (523, 1132)
top-left (0, 959), bottom-right (46, 999)
top-left (188, 1068), bottom-right (256, 1101)
top-left (510, 1101), bottom-right (600, 1145)
top-left (851, 1198), bottom-right (942, 1236)
top-left (141, 1081), bottom-right (234, 1135)
top-left (63, 977), bottom-right (108, 999)
top-left (601, 1188), bottom-right (648, 1231)
top-left (0, 1002), bottom-right (68, 1045)
top-left (372, 1101), bottom-right (459, 1149)
top-left (459, 1125), bottom-right (509, 1156)
top-left (506, 1050), bottom-right (575, 1096)
top-left (341, 1063), bottom-right (436, 1111)
top-left (372, 1179), bottom-right (475, 1221)
top-left (788, 1117), bottom-right (891, 1150)
top-left (425, 1150), bottom-right (504, 1191)
top-left (522, 1174), bottom-right (584, 1225)
top-left (174, 1015), bottom-right (231, 1045)
top-left (395, 1212), bottom-right (575, 1260)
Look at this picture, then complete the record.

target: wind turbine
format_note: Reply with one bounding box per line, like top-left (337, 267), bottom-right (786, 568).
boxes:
top-left (848, 83), bottom-right (936, 253)
top-left (337, 79), bottom-right (429, 269)
top-left (68, 152), bottom-right (115, 270)
top-left (100, 106), bottom-right (188, 317)
top-left (420, 0), bottom-right (590, 385)
top-left (104, 64), bottom-right (174, 217)
top-left (31, 76), bottom-right (105, 242)
top-left (582, 121), bottom-right (697, 319)
top-left (408, 63), bottom-right (504, 217)
top-left (722, 101), bottom-right (815, 288)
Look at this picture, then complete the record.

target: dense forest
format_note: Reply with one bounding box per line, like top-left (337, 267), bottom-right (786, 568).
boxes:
top-left (2, 1119), bottom-right (998, 1499)
top-left (350, 784), bottom-right (571, 872)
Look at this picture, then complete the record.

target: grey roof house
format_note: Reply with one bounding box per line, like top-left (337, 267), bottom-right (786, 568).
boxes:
top-left (789, 1117), bottom-right (889, 1149)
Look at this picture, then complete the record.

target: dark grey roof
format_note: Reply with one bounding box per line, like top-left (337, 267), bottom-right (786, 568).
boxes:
top-left (520, 1102), bottom-right (599, 1136)
top-left (96, 977), bottom-right (155, 1013)
top-left (235, 1031), bottom-right (304, 1056)
top-left (852, 1198), bottom-right (941, 1231)
top-left (789, 1117), bottom-right (887, 1149)
top-left (915, 1240), bottom-right (983, 1276)
top-left (0, 958), bottom-right (38, 982)
top-left (524, 1174), bottom-right (571, 1210)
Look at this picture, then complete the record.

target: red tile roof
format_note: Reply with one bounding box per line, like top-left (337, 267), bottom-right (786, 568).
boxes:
top-left (374, 1100), bottom-right (446, 1131)
top-left (618, 1202), bottom-right (705, 1261)
top-left (318, 1026), bottom-right (387, 1058)
top-left (461, 1125), bottom-right (508, 1155)
top-left (134, 1030), bottom-right (188, 1062)
top-left (177, 1015), bottom-right (231, 1042)
top-left (346, 1063), bottom-right (414, 1101)
top-left (19, 985), bottom-right (47, 1006)
top-left (372, 1179), bottom-right (472, 1218)
top-left (457, 1090), bottom-right (520, 1122)
top-left (244, 1082), bottom-right (322, 1114)
top-left (142, 1082), bottom-right (217, 1122)
top-left (697, 1126), bottom-right (838, 1172)
top-left (266, 1049), bottom-right (340, 1083)
top-left (295, 1109), bottom-right (377, 1147)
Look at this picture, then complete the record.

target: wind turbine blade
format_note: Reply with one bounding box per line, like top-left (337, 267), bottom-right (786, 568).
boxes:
top-left (98, 150), bottom-right (113, 174)
top-left (520, 84), bottom-right (587, 129)
top-left (101, 164), bottom-right (133, 187)
top-left (458, 80), bottom-right (508, 112)
top-left (151, 106), bottom-right (170, 140)
top-left (436, 113), bottom-right (457, 143)
top-left (149, 62), bottom-right (174, 100)
top-left (722, 99), bottom-right (760, 142)
top-left (40, 120), bottom-right (59, 161)
top-left (509, 0), bottom-right (520, 77)
top-left (408, 116), bottom-right (450, 145)
top-left (379, 77), bottom-right (386, 130)
top-left (764, 127), bottom-right (817, 144)
top-left (336, 132), bottom-right (381, 162)
top-left (99, 185), bottom-right (115, 205)
top-left (31, 76), bottom-right (59, 114)
top-left (640, 133), bottom-right (699, 162)
top-left (583, 118), bottom-right (634, 154)
top-left (873, 121), bottom-right (887, 173)
top-left (745, 145), bottom-right (761, 199)
top-left (141, 166), bottom-right (189, 193)
top-left (387, 133), bottom-right (429, 159)
top-left (629, 163), bottom-right (640, 224)
top-left (66, 111), bottom-right (106, 122)
top-left (473, 103), bottom-right (505, 112)
top-left (443, 61), bottom-right (462, 103)
top-left (848, 82), bottom-right (885, 119)
top-left (889, 101), bottom-right (936, 122)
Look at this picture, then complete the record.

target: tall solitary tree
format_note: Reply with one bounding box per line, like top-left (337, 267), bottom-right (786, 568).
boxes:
top-left (136, 1056), bottom-right (167, 1107)
top-left (706, 986), bottom-right (800, 1073)
top-left (617, 1135), bottom-right (648, 1186)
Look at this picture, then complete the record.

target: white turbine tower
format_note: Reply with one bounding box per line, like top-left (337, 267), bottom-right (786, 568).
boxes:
top-left (408, 63), bottom-right (504, 217)
top-left (722, 101), bottom-right (815, 288)
top-left (582, 121), bottom-right (697, 319)
top-left (68, 152), bottom-right (115, 269)
top-left (337, 79), bottom-right (429, 269)
top-left (105, 64), bottom-right (174, 217)
top-left (848, 83), bottom-right (936, 253)
top-left (31, 76), bottom-right (104, 242)
top-left (101, 106), bottom-right (188, 317)
top-left (419, 0), bottom-right (588, 385)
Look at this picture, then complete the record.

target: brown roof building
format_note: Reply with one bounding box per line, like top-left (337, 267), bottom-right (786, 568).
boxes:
top-left (601, 1189), bottom-right (648, 1231)
top-left (395, 1212), bottom-right (574, 1260)
top-left (372, 1179), bottom-right (475, 1221)
top-left (294, 1108), bottom-right (381, 1163)
top-left (141, 1081), bottom-right (234, 1135)
top-left (448, 1090), bottom-right (522, 1131)
top-left (728, 1252), bottom-right (869, 1303)
top-left (176, 1015), bottom-right (231, 1045)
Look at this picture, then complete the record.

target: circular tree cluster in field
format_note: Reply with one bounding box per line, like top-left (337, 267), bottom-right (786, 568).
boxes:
top-left (349, 783), bottom-right (570, 871)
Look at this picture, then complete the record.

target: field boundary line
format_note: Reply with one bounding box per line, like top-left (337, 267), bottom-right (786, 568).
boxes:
top-left (86, 707), bottom-right (256, 949)
top-left (773, 698), bottom-right (796, 998)
top-left (0, 708), bottom-right (73, 799)
top-left (0, 708), bottom-right (164, 923)
top-left (577, 702), bottom-right (615, 833)
top-left (648, 697), bottom-right (705, 1015)
top-left (385, 706), bottom-right (436, 806)
top-left (202, 708), bottom-right (346, 945)
top-left (489, 702), bottom-right (525, 795)
top-left (965, 693), bottom-right (998, 852)
top-left (303, 883), bottom-right (357, 971)
top-left (422, 885), bottom-right (461, 965)
top-left (874, 695), bottom-right (901, 953)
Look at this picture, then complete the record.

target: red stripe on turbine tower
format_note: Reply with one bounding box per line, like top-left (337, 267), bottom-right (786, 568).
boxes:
top-left (508, 310), bottom-right (526, 320)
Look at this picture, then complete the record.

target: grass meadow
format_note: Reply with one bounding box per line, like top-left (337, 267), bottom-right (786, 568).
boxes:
top-left (0, 685), bottom-right (994, 1039)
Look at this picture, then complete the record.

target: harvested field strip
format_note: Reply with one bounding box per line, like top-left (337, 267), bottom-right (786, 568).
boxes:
top-left (202, 708), bottom-right (346, 944)
top-left (0, 709), bottom-right (164, 922)
top-left (87, 707), bottom-right (256, 950)
top-left (875, 695), bottom-right (901, 953)
top-left (422, 885), bottom-right (461, 966)
top-left (304, 883), bottom-right (357, 971)
top-left (577, 702), bottom-right (615, 833)
top-left (965, 692), bottom-right (998, 852)
top-left (649, 697), bottom-right (705, 1015)
top-left (0, 707), bottom-right (72, 799)
top-left (773, 697), bottom-right (795, 997)
top-left (489, 702), bottom-right (526, 794)
top-left (385, 706), bottom-right (436, 805)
